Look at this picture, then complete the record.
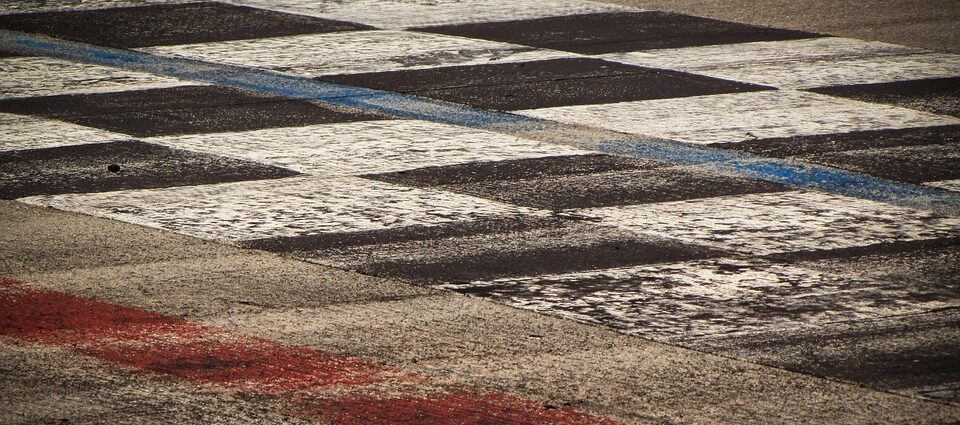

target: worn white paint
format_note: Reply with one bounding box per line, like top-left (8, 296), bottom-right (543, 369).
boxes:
top-left (604, 38), bottom-right (960, 88)
top-left (0, 0), bottom-right (186, 14)
top-left (518, 90), bottom-right (960, 144)
top-left (448, 258), bottom-right (953, 338)
top-left (579, 190), bottom-right (960, 255)
top-left (19, 175), bottom-right (545, 242)
top-left (146, 120), bottom-right (591, 175)
top-left (928, 179), bottom-right (960, 192)
top-left (0, 113), bottom-right (125, 151)
top-left (0, 56), bottom-right (196, 99)
top-left (606, 38), bottom-right (925, 72)
top-left (228, 0), bottom-right (635, 29)
top-left (138, 30), bottom-right (577, 78)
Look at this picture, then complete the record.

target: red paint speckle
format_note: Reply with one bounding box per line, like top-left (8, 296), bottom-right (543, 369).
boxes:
top-left (294, 391), bottom-right (620, 425)
top-left (0, 279), bottom-right (622, 424)
top-left (0, 280), bottom-right (393, 392)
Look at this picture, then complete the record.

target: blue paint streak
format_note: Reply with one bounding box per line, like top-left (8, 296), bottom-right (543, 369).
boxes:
top-left (3, 29), bottom-right (959, 210)
top-left (600, 140), bottom-right (960, 209)
top-left (3, 31), bottom-right (523, 127)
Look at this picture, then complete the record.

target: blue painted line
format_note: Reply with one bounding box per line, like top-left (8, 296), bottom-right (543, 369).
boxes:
top-left (601, 140), bottom-right (960, 209)
top-left (2, 29), bottom-right (959, 211)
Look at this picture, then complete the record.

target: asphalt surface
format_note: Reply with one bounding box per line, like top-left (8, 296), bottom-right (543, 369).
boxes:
top-left (4, 200), bottom-right (959, 424)
top-left (603, 0), bottom-right (960, 53)
top-left (1, 1), bottom-right (959, 424)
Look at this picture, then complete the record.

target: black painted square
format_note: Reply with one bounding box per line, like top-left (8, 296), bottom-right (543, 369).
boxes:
top-left (711, 125), bottom-right (960, 158)
top-left (413, 11), bottom-right (822, 54)
top-left (448, 169), bottom-right (788, 210)
top-left (0, 140), bottom-right (300, 199)
top-left (245, 217), bottom-right (724, 283)
top-left (0, 2), bottom-right (372, 48)
top-left (800, 143), bottom-right (960, 184)
top-left (689, 309), bottom-right (960, 402)
top-left (321, 57), bottom-right (772, 110)
top-left (0, 85), bottom-right (388, 137)
top-left (809, 77), bottom-right (960, 118)
top-left (364, 156), bottom-right (787, 210)
top-left (367, 154), bottom-right (664, 187)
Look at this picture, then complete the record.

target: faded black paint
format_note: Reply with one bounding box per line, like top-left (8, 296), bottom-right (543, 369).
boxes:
top-left (321, 57), bottom-right (773, 110)
top-left (810, 77), bottom-right (960, 118)
top-left (0, 2), bottom-right (372, 48)
top-left (712, 125), bottom-right (960, 158)
top-left (0, 140), bottom-right (300, 199)
top-left (413, 11), bottom-right (823, 54)
top-left (0, 85), bottom-right (389, 137)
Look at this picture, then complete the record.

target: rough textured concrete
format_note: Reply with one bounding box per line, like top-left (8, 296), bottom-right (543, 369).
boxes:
top-left (687, 309), bottom-right (960, 403)
top-left (0, 200), bottom-right (237, 275)
top-left (2, 2), bottom-right (959, 422)
top-left (601, 0), bottom-right (960, 53)
top-left (5, 201), bottom-right (960, 424)
top-left (14, 254), bottom-right (437, 320)
top-left (419, 345), bottom-right (960, 425)
top-left (0, 342), bottom-right (310, 424)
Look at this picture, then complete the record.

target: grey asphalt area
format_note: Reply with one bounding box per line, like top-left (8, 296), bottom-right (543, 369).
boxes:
top-left (1, 1), bottom-right (959, 423)
top-left (4, 199), bottom-right (960, 424)
top-left (603, 0), bottom-right (960, 52)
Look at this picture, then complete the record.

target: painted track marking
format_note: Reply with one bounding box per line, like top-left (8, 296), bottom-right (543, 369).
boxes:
top-left (0, 279), bottom-right (619, 424)
top-left (1, 29), bottom-right (958, 211)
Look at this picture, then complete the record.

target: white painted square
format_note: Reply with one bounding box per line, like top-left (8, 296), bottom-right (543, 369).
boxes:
top-left (0, 113), bottom-right (126, 151)
top-left (517, 90), bottom-right (960, 144)
top-left (0, 56), bottom-right (196, 99)
top-left (227, 0), bottom-right (635, 29)
top-left (138, 30), bottom-right (578, 78)
top-left (0, 0), bottom-right (186, 14)
top-left (579, 191), bottom-right (960, 255)
top-left (19, 175), bottom-right (545, 242)
top-left (603, 37), bottom-right (960, 88)
top-left (146, 120), bottom-right (591, 175)
top-left (449, 258), bottom-right (955, 338)
top-left (928, 179), bottom-right (960, 192)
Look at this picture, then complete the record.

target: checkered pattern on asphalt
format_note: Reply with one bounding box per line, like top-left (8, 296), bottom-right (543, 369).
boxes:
top-left (2, 0), bottom-right (960, 403)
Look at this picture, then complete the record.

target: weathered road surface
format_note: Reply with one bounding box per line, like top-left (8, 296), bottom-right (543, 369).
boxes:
top-left (604, 0), bottom-right (960, 53)
top-left (1, 1), bottom-right (959, 424)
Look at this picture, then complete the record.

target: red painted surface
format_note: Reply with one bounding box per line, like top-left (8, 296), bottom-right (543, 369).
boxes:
top-left (295, 391), bottom-right (621, 425)
top-left (0, 279), bottom-right (393, 392)
top-left (0, 279), bottom-right (622, 424)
